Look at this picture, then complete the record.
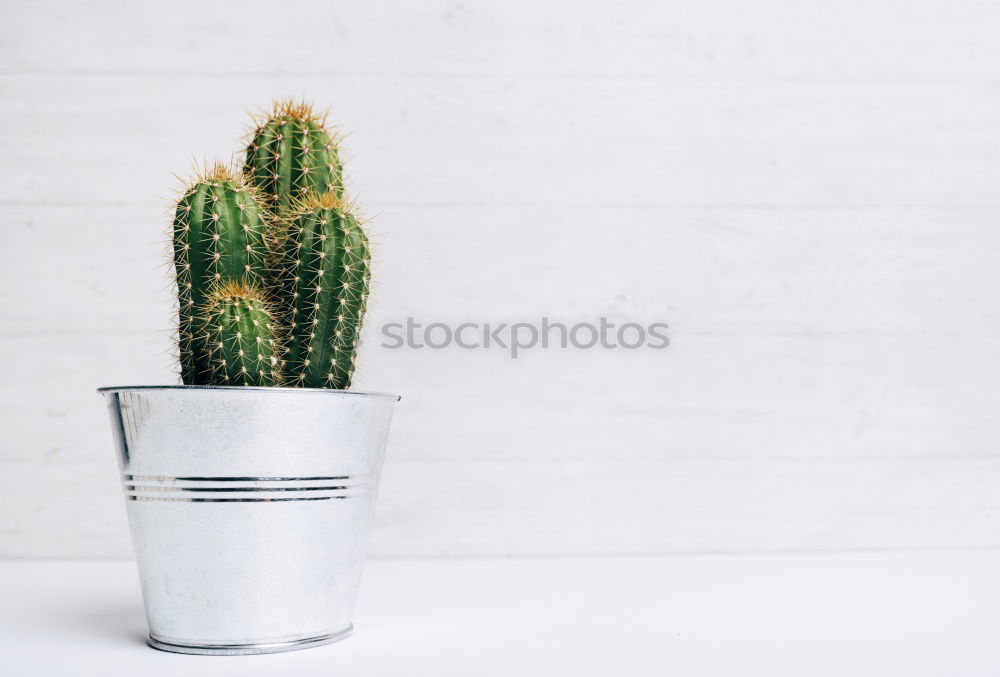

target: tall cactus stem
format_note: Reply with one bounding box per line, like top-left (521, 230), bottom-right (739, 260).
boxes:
top-left (279, 192), bottom-right (370, 389)
top-left (245, 99), bottom-right (344, 216)
top-left (172, 163), bottom-right (271, 384)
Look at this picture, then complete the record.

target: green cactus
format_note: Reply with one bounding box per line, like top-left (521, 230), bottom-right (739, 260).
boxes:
top-left (172, 164), bottom-right (271, 384)
top-left (167, 101), bottom-right (373, 390)
top-left (245, 99), bottom-right (344, 217)
top-left (197, 282), bottom-right (282, 386)
top-left (278, 192), bottom-right (370, 389)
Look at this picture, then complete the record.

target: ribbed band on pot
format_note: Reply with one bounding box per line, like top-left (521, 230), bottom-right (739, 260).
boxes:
top-left (122, 474), bottom-right (375, 502)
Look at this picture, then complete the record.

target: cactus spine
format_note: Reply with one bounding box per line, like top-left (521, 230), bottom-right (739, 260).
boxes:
top-left (172, 164), bottom-right (270, 384)
top-left (279, 192), bottom-right (370, 389)
top-left (198, 282), bottom-right (281, 386)
top-left (245, 100), bottom-right (344, 216)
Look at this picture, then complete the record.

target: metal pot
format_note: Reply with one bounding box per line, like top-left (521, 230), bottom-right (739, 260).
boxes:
top-left (98, 385), bottom-right (398, 655)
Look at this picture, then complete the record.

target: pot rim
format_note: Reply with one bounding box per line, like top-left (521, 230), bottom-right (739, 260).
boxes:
top-left (97, 384), bottom-right (400, 401)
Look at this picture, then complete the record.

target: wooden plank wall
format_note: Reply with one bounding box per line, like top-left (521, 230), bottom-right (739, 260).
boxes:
top-left (2, 0), bottom-right (998, 556)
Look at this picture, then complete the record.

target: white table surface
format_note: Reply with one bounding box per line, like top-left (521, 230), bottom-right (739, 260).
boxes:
top-left (2, 551), bottom-right (997, 676)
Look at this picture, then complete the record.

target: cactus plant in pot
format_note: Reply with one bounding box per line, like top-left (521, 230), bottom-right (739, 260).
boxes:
top-left (99, 100), bottom-right (397, 655)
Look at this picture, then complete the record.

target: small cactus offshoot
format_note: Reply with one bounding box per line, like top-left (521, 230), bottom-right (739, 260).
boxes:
top-left (172, 164), bottom-right (270, 384)
top-left (197, 282), bottom-right (281, 386)
top-left (245, 99), bottom-right (344, 217)
top-left (278, 192), bottom-right (371, 389)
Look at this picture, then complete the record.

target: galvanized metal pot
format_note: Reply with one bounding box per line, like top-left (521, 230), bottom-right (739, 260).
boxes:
top-left (98, 385), bottom-right (398, 655)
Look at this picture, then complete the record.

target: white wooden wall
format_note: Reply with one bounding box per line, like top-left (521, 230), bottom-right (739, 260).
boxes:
top-left (2, 0), bottom-right (999, 557)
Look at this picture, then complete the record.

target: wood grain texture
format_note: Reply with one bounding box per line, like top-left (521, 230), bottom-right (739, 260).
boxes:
top-left (1, 75), bottom-right (997, 207)
top-left (1, 0), bottom-right (998, 556)
top-left (3, 456), bottom-right (1000, 557)
top-left (3, 0), bottom-right (1000, 82)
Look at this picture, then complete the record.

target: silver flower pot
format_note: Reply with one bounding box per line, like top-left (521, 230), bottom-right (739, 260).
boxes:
top-left (98, 385), bottom-right (398, 655)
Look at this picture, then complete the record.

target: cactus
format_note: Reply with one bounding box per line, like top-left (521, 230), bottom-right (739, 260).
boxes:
top-left (197, 282), bottom-right (281, 386)
top-left (167, 100), bottom-right (372, 390)
top-left (172, 164), bottom-right (271, 384)
top-left (245, 99), bottom-right (344, 217)
top-left (277, 192), bottom-right (370, 389)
